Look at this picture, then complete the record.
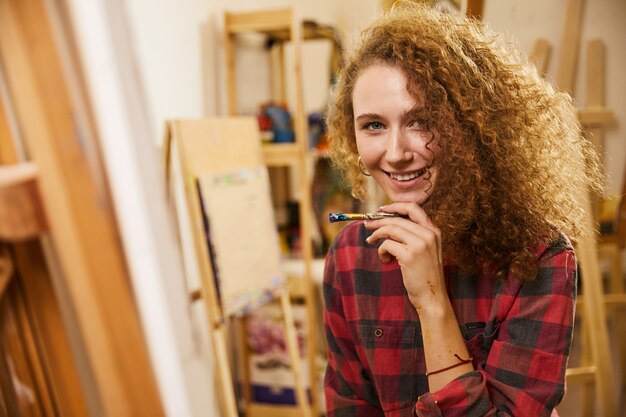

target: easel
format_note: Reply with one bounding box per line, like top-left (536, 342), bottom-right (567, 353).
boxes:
top-left (164, 118), bottom-right (312, 417)
top-left (531, 0), bottom-right (622, 416)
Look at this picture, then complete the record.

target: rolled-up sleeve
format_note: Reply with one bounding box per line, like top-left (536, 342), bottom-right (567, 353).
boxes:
top-left (415, 247), bottom-right (577, 417)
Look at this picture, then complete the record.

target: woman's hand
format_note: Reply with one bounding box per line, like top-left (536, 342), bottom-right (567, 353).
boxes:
top-left (364, 202), bottom-right (448, 314)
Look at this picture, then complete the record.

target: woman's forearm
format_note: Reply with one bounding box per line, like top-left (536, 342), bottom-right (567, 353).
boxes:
top-left (418, 302), bottom-right (474, 392)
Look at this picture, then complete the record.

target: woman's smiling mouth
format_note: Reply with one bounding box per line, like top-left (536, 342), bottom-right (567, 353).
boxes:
top-left (387, 167), bottom-right (428, 182)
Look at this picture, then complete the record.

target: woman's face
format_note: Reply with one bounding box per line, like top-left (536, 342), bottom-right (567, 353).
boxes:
top-left (352, 64), bottom-right (439, 204)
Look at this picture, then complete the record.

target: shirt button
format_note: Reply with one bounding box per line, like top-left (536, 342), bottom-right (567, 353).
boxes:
top-left (374, 328), bottom-right (383, 337)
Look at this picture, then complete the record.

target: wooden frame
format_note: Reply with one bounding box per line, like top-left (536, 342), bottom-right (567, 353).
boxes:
top-left (0, 0), bottom-right (164, 415)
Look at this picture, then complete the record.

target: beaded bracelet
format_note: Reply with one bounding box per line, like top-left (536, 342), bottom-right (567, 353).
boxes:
top-left (425, 354), bottom-right (473, 377)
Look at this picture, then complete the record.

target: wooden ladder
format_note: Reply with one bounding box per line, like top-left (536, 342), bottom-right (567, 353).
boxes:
top-left (529, 0), bottom-right (623, 415)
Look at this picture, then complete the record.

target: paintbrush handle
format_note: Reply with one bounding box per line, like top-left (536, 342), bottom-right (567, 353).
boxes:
top-left (328, 212), bottom-right (403, 223)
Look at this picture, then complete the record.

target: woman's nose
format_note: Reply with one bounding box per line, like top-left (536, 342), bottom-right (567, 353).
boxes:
top-left (385, 128), bottom-right (414, 164)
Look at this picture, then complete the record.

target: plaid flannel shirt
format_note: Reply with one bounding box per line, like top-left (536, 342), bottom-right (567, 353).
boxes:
top-left (323, 221), bottom-right (576, 417)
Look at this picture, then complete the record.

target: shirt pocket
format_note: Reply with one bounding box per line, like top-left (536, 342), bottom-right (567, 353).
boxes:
top-left (462, 321), bottom-right (500, 370)
top-left (358, 324), bottom-right (419, 412)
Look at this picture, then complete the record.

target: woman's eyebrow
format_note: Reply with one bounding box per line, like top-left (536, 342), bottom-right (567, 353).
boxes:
top-left (354, 113), bottom-right (383, 122)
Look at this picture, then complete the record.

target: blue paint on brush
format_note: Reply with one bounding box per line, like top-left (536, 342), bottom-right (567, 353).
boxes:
top-left (329, 212), bottom-right (351, 223)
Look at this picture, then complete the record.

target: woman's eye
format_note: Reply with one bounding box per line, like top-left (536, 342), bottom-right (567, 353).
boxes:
top-left (365, 122), bottom-right (384, 130)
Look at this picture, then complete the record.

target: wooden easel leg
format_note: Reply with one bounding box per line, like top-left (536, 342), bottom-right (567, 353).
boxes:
top-left (211, 325), bottom-right (239, 417)
top-left (238, 315), bottom-right (252, 412)
top-left (280, 291), bottom-right (312, 417)
top-left (577, 189), bottom-right (617, 417)
top-left (578, 320), bottom-right (595, 417)
top-left (605, 244), bottom-right (626, 409)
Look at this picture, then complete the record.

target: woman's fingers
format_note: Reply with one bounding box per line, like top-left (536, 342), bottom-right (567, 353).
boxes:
top-left (380, 202), bottom-right (434, 228)
top-left (377, 238), bottom-right (406, 264)
top-left (366, 221), bottom-right (440, 263)
top-left (364, 203), bottom-right (442, 264)
top-left (366, 221), bottom-right (427, 246)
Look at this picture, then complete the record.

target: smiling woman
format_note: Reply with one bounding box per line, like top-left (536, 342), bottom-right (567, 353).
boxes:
top-left (322, 3), bottom-right (603, 417)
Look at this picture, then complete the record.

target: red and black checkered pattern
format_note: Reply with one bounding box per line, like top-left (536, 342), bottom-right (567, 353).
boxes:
top-left (323, 221), bottom-right (576, 417)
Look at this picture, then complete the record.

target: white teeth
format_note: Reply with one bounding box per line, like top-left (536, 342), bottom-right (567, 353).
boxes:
top-left (390, 168), bottom-right (426, 181)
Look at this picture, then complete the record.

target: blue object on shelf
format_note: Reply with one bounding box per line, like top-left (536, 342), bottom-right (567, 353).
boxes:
top-left (262, 104), bottom-right (295, 143)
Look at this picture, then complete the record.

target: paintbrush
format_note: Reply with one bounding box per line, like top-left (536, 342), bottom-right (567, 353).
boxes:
top-left (328, 212), bottom-right (405, 223)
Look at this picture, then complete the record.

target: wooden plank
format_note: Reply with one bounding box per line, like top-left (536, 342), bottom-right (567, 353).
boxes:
top-left (289, 9), bottom-right (320, 416)
top-left (575, 186), bottom-right (617, 417)
top-left (263, 143), bottom-right (301, 166)
top-left (565, 366), bottom-right (596, 384)
top-left (11, 282), bottom-right (57, 417)
top-left (0, 93), bottom-right (18, 163)
top-left (280, 291), bottom-right (312, 417)
top-left (0, 1), bottom-right (164, 416)
top-left (0, 299), bottom-right (24, 417)
top-left (223, 23), bottom-right (238, 115)
top-left (225, 8), bottom-right (292, 33)
top-left (14, 240), bottom-right (90, 417)
top-left (0, 248), bottom-right (11, 298)
top-left (586, 39), bottom-right (605, 106)
top-left (555, 0), bottom-right (585, 93)
top-left (0, 163), bottom-right (48, 241)
top-left (578, 107), bottom-right (615, 126)
top-left (529, 38), bottom-right (551, 76)
top-left (578, 321), bottom-right (595, 416)
top-left (583, 40), bottom-right (608, 176)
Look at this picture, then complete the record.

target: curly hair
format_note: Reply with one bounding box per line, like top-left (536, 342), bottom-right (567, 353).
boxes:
top-left (327, 3), bottom-right (603, 280)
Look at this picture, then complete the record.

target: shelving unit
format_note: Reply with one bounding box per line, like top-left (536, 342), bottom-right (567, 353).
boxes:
top-left (223, 7), bottom-right (328, 417)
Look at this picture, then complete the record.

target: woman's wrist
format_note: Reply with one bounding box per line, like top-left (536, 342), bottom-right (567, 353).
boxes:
top-left (414, 298), bottom-right (455, 324)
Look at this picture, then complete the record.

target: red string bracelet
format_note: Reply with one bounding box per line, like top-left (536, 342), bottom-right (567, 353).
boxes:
top-left (425, 354), bottom-right (473, 377)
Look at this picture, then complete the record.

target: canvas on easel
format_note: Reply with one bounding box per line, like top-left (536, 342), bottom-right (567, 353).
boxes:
top-left (164, 117), bottom-right (311, 417)
top-left (196, 166), bottom-right (285, 316)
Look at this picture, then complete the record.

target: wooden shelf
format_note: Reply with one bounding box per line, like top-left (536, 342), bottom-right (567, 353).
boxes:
top-left (262, 143), bottom-right (302, 166)
top-left (224, 8), bottom-right (292, 34)
top-left (224, 7), bottom-right (320, 417)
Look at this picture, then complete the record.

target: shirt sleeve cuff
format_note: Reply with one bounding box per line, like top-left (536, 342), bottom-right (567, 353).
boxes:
top-left (415, 371), bottom-right (486, 416)
top-left (415, 392), bottom-right (443, 417)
